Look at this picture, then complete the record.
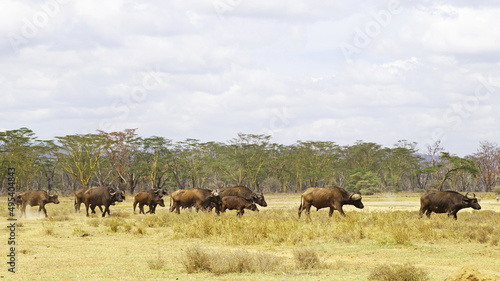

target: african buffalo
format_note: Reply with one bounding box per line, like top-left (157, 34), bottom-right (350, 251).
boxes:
top-left (74, 188), bottom-right (105, 213)
top-left (298, 187), bottom-right (363, 218)
top-left (83, 186), bottom-right (124, 217)
top-left (14, 192), bottom-right (22, 208)
top-left (217, 186), bottom-right (267, 207)
top-left (20, 190), bottom-right (60, 218)
top-left (419, 190), bottom-right (481, 220)
top-left (221, 196), bottom-right (259, 217)
top-left (133, 191), bottom-right (165, 214)
top-left (169, 188), bottom-right (220, 214)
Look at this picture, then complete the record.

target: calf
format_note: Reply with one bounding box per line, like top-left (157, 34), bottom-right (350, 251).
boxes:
top-left (221, 196), bottom-right (259, 217)
top-left (133, 191), bottom-right (165, 214)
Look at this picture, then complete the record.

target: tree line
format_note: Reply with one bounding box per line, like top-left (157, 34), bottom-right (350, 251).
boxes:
top-left (1, 127), bottom-right (499, 195)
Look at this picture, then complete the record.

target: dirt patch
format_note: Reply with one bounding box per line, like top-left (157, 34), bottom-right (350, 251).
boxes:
top-left (445, 267), bottom-right (496, 281)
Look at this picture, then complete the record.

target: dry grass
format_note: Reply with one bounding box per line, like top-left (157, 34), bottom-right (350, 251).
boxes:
top-left (369, 263), bottom-right (430, 281)
top-left (0, 193), bottom-right (499, 280)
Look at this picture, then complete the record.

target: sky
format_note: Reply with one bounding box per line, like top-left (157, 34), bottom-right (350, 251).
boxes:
top-left (1, 0), bottom-right (500, 156)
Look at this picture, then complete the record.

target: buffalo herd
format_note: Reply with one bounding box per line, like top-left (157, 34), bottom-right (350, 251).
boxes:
top-left (14, 186), bottom-right (485, 220)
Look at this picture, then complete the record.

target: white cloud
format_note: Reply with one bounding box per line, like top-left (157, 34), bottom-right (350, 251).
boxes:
top-left (1, 1), bottom-right (500, 155)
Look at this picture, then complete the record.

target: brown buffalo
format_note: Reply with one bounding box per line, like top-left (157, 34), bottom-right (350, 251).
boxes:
top-left (133, 191), bottom-right (165, 214)
top-left (298, 187), bottom-right (363, 218)
top-left (217, 186), bottom-right (267, 207)
top-left (419, 190), bottom-right (481, 220)
top-left (169, 188), bottom-right (220, 214)
top-left (221, 196), bottom-right (259, 216)
top-left (14, 192), bottom-right (23, 208)
top-left (20, 190), bottom-right (60, 218)
top-left (83, 186), bottom-right (124, 217)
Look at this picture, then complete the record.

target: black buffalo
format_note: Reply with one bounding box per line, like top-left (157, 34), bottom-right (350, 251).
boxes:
top-left (419, 190), bottom-right (481, 220)
top-left (83, 186), bottom-right (124, 217)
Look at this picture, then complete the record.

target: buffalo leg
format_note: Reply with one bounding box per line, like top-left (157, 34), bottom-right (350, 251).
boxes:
top-left (237, 208), bottom-right (244, 217)
top-left (418, 207), bottom-right (426, 218)
top-left (85, 203), bottom-right (90, 217)
top-left (139, 203), bottom-right (145, 214)
top-left (425, 210), bottom-right (432, 218)
top-left (328, 207), bottom-right (335, 217)
top-left (40, 204), bottom-right (48, 218)
top-left (133, 201), bottom-right (138, 213)
top-left (449, 211), bottom-right (458, 220)
top-left (102, 205), bottom-right (110, 217)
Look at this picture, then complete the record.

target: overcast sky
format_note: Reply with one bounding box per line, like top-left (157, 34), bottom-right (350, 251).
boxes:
top-left (1, 0), bottom-right (500, 156)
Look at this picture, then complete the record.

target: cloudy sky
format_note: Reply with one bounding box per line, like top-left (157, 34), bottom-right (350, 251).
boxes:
top-left (1, 0), bottom-right (500, 156)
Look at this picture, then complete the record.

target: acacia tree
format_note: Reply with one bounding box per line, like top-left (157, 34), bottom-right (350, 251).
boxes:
top-left (379, 140), bottom-right (421, 192)
top-left (142, 136), bottom-right (176, 190)
top-left (37, 140), bottom-right (59, 191)
top-left (99, 129), bottom-right (148, 193)
top-left (0, 128), bottom-right (40, 190)
top-left (224, 133), bottom-right (271, 190)
top-left (435, 152), bottom-right (479, 190)
top-left (291, 141), bottom-right (338, 188)
top-left (56, 133), bottom-right (109, 190)
top-left (472, 141), bottom-right (500, 191)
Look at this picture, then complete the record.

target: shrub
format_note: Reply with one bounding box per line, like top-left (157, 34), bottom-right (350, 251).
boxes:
top-left (73, 227), bottom-right (89, 237)
top-left (106, 217), bottom-right (123, 233)
top-left (147, 253), bottom-right (166, 270)
top-left (180, 246), bottom-right (283, 274)
top-left (368, 263), bottom-right (429, 281)
top-left (494, 186), bottom-right (500, 195)
top-left (293, 247), bottom-right (320, 270)
top-left (180, 246), bottom-right (211, 273)
top-left (41, 222), bottom-right (55, 236)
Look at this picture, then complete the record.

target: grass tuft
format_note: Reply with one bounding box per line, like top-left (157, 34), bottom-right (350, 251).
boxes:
top-left (293, 247), bottom-right (320, 270)
top-left (368, 263), bottom-right (429, 281)
top-left (180, 246), bottom-right (211, 273)
top-left (180, 245), bottom-right (283, 274)
top-left (41, 221), bottom-right (56, 236)
top-left (146, 252), bottom-right (166, 270)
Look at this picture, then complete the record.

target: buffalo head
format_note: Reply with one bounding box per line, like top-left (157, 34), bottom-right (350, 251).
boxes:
top-left (464, 192), bottom-right (481, 210)
top-left (249, 203), bottom-right (259, 212)
top-left (349, 193), bottom-right (364, 209)
top-left (156, 198), bottom-right (165, 207)
top-left (109, 189), bottom-right (124, 203)
top-left (253, 193), bottom-right (267, 207)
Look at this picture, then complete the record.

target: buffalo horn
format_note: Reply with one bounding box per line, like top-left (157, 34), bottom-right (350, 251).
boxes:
top-left (464, 192), bottom-right (470, 199)
top-left (351, 194), bottom-right (362, 201)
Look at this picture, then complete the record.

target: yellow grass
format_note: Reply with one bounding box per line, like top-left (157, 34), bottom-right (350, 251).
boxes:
top-left (1, 193), bottom-right (499, 280)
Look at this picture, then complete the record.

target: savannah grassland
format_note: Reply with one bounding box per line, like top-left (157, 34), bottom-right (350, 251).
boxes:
top-left (1, 193), bottom-right (499, 281)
